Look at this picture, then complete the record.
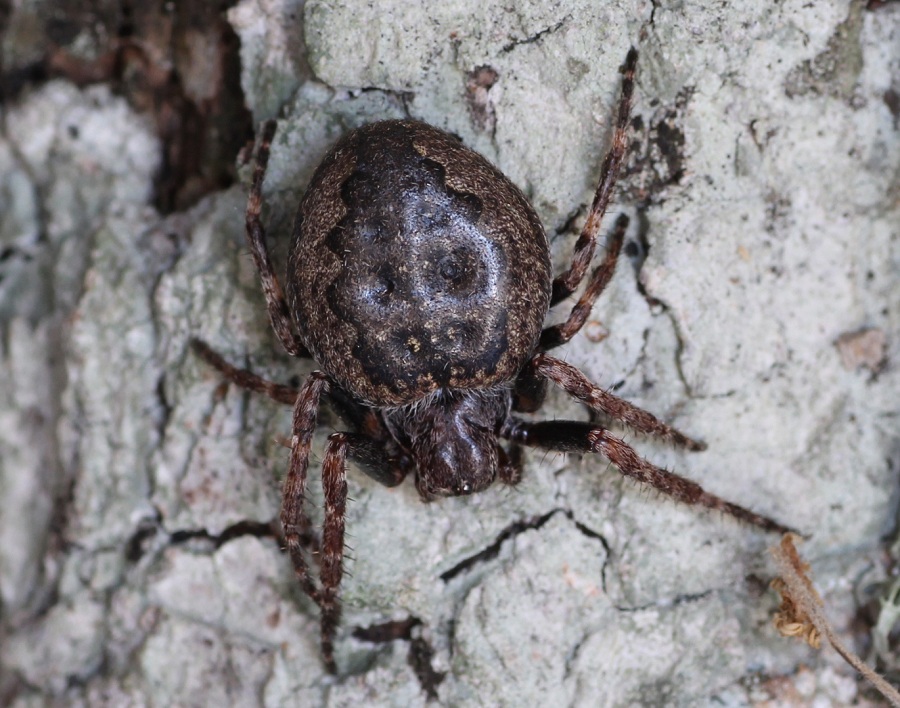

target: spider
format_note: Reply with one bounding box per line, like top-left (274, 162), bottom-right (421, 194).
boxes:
top-left (192, 47), bottom-right (789, 674)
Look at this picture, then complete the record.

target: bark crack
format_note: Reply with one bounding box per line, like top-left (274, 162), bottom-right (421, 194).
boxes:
top-left (351, 617), bottom-right (446, 700)
top-left (501, 17), bottom-right (569, 54)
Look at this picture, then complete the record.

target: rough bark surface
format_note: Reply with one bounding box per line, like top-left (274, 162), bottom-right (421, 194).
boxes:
top-left (1, 0), bottom-right (898, 705)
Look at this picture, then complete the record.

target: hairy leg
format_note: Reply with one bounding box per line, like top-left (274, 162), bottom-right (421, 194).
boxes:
top-left (245, 120), bottom-right (310, 357)
top-left (315, 431), bottom-right (407, 673)
top-left (191, 339), bottom-right (404, 463)
top-left (281, 371), bottom-right (330, 614)
top-left (337, 433), bottom-right (408, 488)
top-left (191, 338), bottom-right (298, 404)
top-left (551, 48), bottom-right (637, 306)
top-left (500, 418), bottom-right (791, 534)
top-left (319, 433), bottom-right (349, 674)
top-left (497, 443), bottom-right (524, 486)
top-left (511, 358), bottom-right (548, 413)
top-left (531, 353), bottom-right (707, 451)
top-left (541, 213), bottom-right (628, 351)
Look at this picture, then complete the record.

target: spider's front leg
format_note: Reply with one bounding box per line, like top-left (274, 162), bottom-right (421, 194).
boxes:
top-left (281, 372), bottom-right (353, 674)
top-left (282, 372), bottom-right (331, 612)
top-left (284, 373), bottom-right (409, 674)
top-left (526, 353), bottom-right (707, 451)
top-left (499, 417), bottom-right (791, 535)
top-left (506, 354), bottom-right (792, 534)
top-left (194, 350), bottom-right (409, 672)
top-left (318, 433), bottom-right (349, 674)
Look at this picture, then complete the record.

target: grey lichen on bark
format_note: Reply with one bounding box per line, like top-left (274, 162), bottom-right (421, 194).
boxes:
top-left (1, 0), bottom-right (899, 706)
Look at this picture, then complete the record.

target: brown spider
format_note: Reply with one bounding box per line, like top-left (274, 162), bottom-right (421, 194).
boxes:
top-left (192, 48), bottom-right (789, 674)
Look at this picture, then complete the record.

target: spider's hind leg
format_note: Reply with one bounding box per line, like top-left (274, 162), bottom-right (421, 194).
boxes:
top-left (550, 48), bottom-right (636, 307)
top-left (541, 213), bottom-right (628, 351)
top-left (245, 120), bottom-right (310, 358)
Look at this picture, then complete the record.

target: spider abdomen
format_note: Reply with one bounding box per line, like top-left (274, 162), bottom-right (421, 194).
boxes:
top-left (287, 120), bottom-right (552, 406)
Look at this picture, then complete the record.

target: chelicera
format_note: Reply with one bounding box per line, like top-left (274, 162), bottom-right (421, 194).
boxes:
top-left (192, 48), bottom-right (789, 674)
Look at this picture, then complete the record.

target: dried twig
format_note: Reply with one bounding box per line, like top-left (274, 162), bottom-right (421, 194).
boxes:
top-left (770, 534), bottom-right (900, 707)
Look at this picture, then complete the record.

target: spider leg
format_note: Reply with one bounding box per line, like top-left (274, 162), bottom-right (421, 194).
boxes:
top-left (512, 362), bottom-right (548, 413)
top-left (191, 340), bottom-right (403, 457)
top-left (192, 341), bottom-right (328, 577)
top-left (282, 371), bottom-right (330, 614)
top-left (284, 374), bottom-right (407, 674)
top-left (190, 338), bottom-right (299, 404)
top-left (500, 418), bottom-right (791, 534)
top-left (316, 431), bottom-right (408, 673)
top-left (339, 432), bottom-right (408, 488)
top-left (246, 120), bottom-right (310, 358)
top-left (531, 353), bottom-right (707, 451)
top-left (319, 433), bottom-right (349, 675)
top-left (540, 214), bottom-right (627, 351)
top-left (497, 443), bottom-right (524, 486)
top-left (551, 48), bottom-right (636, 307)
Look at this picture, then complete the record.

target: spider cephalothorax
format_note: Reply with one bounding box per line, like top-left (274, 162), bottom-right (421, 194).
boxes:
top-left (193, 47), bottom-right (789, 675)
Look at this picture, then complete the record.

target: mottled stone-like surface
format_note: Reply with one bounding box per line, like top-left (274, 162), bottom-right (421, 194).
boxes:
top-left (1, 0), bottom-right (898, 705)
